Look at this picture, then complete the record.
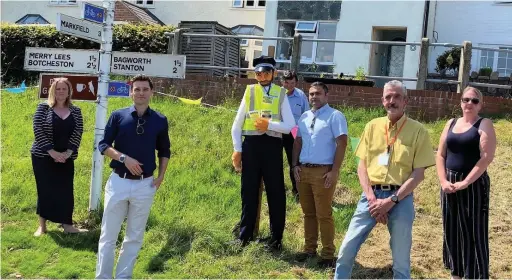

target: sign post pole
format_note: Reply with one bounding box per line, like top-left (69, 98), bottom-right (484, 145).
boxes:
top-left (89, 0), bottom-right (114, 211)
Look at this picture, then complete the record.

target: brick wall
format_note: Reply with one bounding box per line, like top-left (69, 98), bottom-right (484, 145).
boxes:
top-left (153, 75), bottom-right (512, 121)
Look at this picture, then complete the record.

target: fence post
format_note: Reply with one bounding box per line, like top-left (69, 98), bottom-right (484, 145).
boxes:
top-left (172, 29), bottom-right (183, 55)
top-left (166, 33), bottom-right (174, 54)
top-left (417, 38), bottom-right (429, 90)
top-left (457, 41), bottom-right (472, 93)
top-left (291, 34), bottom-right (302, 73)
top-left (224, 38), bottom-right (229, 76)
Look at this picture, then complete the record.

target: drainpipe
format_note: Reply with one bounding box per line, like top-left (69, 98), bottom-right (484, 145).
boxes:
top-left (422, 0), bottom-right (430, 38)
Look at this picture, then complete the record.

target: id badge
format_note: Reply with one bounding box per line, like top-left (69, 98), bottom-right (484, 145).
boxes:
top-left (262, 95), bottom-right (274, 104)
top-left (248, 110), bottom-right (260, 121)
top-left (261, 110), bottom-right (272, 119)
top-left (378, 152), bottom-right (390, 166)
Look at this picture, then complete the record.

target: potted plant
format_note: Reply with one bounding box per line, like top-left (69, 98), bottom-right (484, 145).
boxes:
top-left (303, 66), bottom-right (375, 87)
top-left (478, 67), bottom-right (492, 77)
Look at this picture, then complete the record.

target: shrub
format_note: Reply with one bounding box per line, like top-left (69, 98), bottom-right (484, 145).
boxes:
top-left (1, 22), bottom-right (175, 85)
top-left (354, 66), bottom-right (366, 81)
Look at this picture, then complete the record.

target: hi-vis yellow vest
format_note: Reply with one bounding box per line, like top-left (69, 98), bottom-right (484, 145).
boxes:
top-left (242, 84), bottom-right (287, 138)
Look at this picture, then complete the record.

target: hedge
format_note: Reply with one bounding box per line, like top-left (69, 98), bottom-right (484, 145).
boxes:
top-left (0, 23), bottom-right (175, 85)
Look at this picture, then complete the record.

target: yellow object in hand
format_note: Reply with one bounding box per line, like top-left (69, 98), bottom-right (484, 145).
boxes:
top-left (254, 117), bottom-right (270, 132)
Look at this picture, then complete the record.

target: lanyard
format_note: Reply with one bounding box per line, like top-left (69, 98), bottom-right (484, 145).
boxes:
top-left (262, 83), bottom-right (271, 96)
top-left (385, 118), bottom-right (407, 153)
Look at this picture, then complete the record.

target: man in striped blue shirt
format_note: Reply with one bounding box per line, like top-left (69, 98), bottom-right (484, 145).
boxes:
top-left (281, 71), bottom-right (309, 198)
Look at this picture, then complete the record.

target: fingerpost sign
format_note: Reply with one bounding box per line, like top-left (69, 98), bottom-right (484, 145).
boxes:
top-left (108, 81), bottom-right (131, 97)
top-left (83, 2), bottom-right (105, 24)
top-left (24, 47), bottom-right (99, 73)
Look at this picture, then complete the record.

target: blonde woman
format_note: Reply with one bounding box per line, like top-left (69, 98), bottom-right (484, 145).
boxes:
top-left (436, 87), bottom-right (497, 279)
top-left (31, 78), bottom-right (85, 236)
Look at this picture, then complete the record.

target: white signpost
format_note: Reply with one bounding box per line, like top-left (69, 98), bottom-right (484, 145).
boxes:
top-left (56, 13), bottom-right (103, 43)
top-left (111, 51), bottom-right (186, 78)
top-left (88, 0), bottom-right (113, 212)
top-left (24, 47), bottom-right (99, 73)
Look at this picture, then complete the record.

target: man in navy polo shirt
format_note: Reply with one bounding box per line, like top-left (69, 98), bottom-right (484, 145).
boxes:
top-left (95, 75), bottom-right (171, 279)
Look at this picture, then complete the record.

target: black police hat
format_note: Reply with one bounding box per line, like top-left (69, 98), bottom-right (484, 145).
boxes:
top-left (253, 55), bottom-right (276, 72)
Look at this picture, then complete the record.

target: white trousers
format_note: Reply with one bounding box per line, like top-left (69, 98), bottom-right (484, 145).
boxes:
top-left (95, 172), bottom-right (156, 279)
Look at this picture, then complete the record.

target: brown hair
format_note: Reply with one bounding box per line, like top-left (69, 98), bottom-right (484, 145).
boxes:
top-left (462, 86), bottom-right (483, 102)
top-left (47, 78), bottom-right (73, 107)
top-left (281, 70), bottom-right (298, 81)
top-left (130, 74), bottom-right (153, 89)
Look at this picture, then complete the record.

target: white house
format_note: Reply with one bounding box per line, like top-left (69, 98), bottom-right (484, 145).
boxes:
top-left (426, 1), bottom-right (512, 77)
top-left (262, 0), bottom-right (426, 88)
top-left (262, 0), bottom-right (512, 89)
top-left (0, 0), bottom-right (265, 29)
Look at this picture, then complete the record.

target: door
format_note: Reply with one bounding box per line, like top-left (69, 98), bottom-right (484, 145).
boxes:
top-left (387, 45), bottom-right (405, 77)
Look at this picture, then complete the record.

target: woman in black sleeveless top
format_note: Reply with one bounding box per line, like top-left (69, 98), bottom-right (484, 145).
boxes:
top-left (436, 87), bottom-right (497, 279)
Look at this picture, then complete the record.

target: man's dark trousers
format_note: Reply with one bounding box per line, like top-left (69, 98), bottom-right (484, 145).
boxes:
top-left (239, 134), bottom-right (286, 244)
top-left (282, 132), bottom-right (297, 195)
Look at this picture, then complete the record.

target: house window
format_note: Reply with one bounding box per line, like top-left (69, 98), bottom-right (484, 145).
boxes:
top-left (479, 46), bottom-right (512, 76)
top-left (136, 0), bottom-right (154, 7)
top-left (49, 0), bottom-right (76, 5)
top-left (497, 47), bottom-right (512, 76)
top-left (16, 14), bottom-right (50, 25)
top-left (276, 21), bottom-right (337, 64)
top-left (232, 0), bottom-right (243, 8)
top-left (255, 40), bottom-right (263, 47)
top-left (254, 50), bottom-right (262, 58)
top-left (300, 33), bottom-right (315, 62)
top-left (315, 22), bottom-right (337, 63)
top-left (233, 0), bottom-right (265, 8)
top-left (276, 22), bottom-right (295, 61)
top-left (480, 50), bottom-right (494, 69)
top-left (240, 39), bottom-right (249, 46)
top-left (295, 21), bottom-right (317, 32)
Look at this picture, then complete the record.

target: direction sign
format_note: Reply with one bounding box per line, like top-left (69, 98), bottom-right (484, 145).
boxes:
top-left (24, 47), bottom-right (99, 74)
top-left (108, 81), bottom-right (131, 97)
top-left (111, 52), bottom-right (186, 79)
top-left (83, 2), bottom-right (105, 24)
top-left (39, 73), bottom-right (99, 101)
top-left (57, 13), bottom-right (102, 43)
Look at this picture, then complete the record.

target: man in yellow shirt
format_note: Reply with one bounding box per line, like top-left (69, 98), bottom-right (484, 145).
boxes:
top-left (334, 80), bottom-right (435, 279)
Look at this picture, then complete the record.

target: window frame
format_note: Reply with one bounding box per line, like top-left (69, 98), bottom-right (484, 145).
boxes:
top-left (240, 39), bottom-right (249, 47)
top-left (232, 0), bottom-right (244, 8)
top-left (48, 0), bottom-right (77, 6)
top-left (16, 14), bottom-right (50, 25)
top-left (295, 21), bottom-right (317, 33)
top-left (239, 0), bottom-right (265, 9)
top-left (275, 20), bottom-right (337, 65)
top-left (478, 44), bottom-right (512, 76)
top-left (497, 47), bottom-right (512, 76)
top-left (135, 0), bottom-right (155, 8)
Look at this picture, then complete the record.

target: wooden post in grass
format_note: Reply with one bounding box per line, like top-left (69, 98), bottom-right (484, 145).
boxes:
top-left (417, 38), bottom-right (429, 90)
top-left (457, 41), bottom-right (472, 93)
top-left (291, 34), bottom-right (302, 73)
top-left (172, 29), bottom-right (184, 55)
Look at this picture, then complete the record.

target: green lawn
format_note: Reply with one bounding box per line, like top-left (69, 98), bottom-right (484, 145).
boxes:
top-left (1, 88), bottom-right (510, 278)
